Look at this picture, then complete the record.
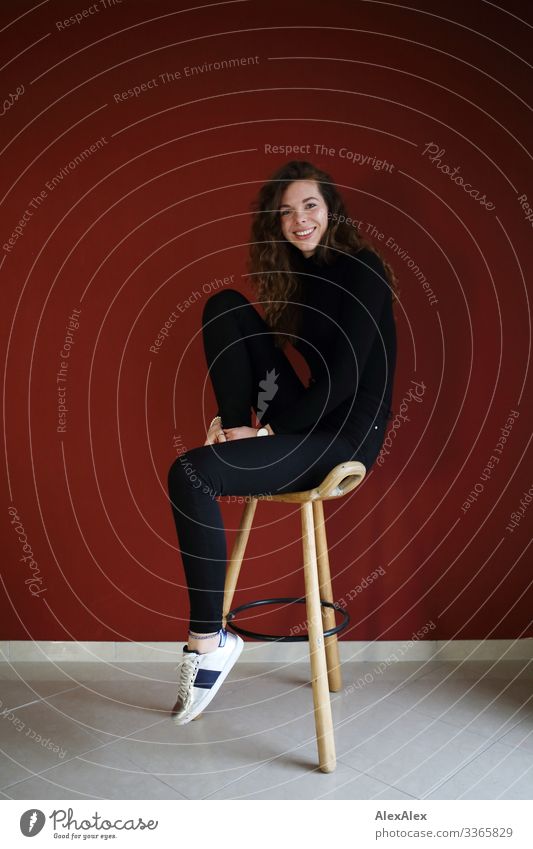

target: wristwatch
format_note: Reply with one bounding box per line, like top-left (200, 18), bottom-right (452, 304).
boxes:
top-left (256, 426), bottom-right (269, 436)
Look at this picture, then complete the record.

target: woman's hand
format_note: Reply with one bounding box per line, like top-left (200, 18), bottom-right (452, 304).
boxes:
top-left (222, 426), bottom-right (258, 441)
top-left (204, 417), bottom-right (226, 446)
top-left (204, 420), bottom-right (275, 445)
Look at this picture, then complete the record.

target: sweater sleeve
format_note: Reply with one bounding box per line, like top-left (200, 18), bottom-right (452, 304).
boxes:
top-left (267, 249), bottom-right (389, 434)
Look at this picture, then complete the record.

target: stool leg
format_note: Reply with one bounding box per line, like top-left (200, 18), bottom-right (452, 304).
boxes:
top-left (301, 500), bottom-right (336, 773)
top-left (222, 498), bottom-right (258, 629)
top-left (313, 500), bottom-right (343, 692)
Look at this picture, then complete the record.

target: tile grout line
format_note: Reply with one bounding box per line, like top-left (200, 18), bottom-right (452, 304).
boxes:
top-left (417, 701), bottom-right (533, 797)
top-left (400, 704), bottom-right (533, 744)
top-left (331, 760), bottom-right (420, 800)
top-left (1, 684), bottom-right (83, 713)
top-left (420, 737), bottom-right (509, 798)
top-left (76, 748), bottom-right (190, 800)
top-left (0, 714), bottom-right (171, 795)
top-left (2, 743), bottom-right (190, 801)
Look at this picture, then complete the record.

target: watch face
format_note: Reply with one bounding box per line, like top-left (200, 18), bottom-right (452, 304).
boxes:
top-left (257, 427), bottom-right (268, 436)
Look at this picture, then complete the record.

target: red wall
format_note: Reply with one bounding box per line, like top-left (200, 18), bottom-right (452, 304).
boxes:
top-left (2, 0), bottom-right (532, 643)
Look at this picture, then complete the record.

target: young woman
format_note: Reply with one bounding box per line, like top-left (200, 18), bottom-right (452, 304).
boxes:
top-left (167, 159), bottom-right (399, 724)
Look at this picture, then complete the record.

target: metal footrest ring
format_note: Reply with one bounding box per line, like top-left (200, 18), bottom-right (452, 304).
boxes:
top-left (225, 596), bottom-right (350, 642)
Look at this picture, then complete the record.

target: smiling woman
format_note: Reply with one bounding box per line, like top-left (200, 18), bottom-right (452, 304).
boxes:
top-left (166, 159), bottom-right (400, 725)
top-left (279, 181), bottom-right (329, 253)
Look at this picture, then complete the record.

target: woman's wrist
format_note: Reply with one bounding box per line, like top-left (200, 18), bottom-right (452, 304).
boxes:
top-left (265, 423), bottom-right (274, 435)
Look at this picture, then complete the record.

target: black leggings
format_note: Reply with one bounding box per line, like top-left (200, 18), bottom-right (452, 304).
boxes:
top-left (167, 289), bottom-right (387, 633)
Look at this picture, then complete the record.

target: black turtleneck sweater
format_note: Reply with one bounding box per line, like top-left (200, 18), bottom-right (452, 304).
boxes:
top-left (267, 245), bottom-right (397, 445)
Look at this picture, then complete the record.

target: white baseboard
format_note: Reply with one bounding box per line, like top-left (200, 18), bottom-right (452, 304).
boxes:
top-left (1, 639), bottom-right (532, 663)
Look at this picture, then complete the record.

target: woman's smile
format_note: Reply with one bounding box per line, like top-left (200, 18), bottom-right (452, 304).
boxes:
top-left (294, 226), bottom-right (316, 240)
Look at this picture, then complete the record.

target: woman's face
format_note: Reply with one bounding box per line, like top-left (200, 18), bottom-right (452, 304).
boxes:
top-left (279, 179), bottom-right (328, 256)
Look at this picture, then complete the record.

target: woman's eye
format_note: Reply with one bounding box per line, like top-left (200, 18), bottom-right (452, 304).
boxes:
top-left (280, 203), bottom-right (316, 216)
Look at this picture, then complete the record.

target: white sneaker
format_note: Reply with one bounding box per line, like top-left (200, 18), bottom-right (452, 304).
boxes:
top-left (171, 628), bottom-right (243, 725)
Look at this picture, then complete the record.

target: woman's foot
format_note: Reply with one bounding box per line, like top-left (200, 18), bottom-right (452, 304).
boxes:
top-left (171, 628), bottom-right (244, 725)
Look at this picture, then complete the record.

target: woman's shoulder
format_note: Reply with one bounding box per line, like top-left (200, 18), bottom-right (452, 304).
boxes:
top-left (293, 245), bottom-right (386, 280)
top-left (336, 247), bottom-right (390, 300)
top-left (343, 246), bottom-right (388, 278)
top-left (344, 245), bottom-right (383, 265)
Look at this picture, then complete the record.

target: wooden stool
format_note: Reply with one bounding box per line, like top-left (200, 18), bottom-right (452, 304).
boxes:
top-left (222, 460), bottom-right (366, 773)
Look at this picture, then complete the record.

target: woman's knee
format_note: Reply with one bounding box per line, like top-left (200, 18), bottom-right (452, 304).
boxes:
top-left (201, 288), bottom-right (250, 323)
top-left (167, 449), bottom-right (219, 499)
top-left (168, 452), bottom-right (198, 497)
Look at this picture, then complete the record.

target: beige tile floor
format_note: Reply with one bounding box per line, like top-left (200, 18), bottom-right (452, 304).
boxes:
top-left (0, 658), bottom-right (531, 800)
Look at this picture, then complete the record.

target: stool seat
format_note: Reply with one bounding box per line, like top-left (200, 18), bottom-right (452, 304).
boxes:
top-left (222, 460), bottom-right (367, 773)
top-left (265, 460), bottom-right (366, 503)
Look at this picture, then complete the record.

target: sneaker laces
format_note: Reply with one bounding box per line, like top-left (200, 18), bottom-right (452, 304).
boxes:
top-left (175, 652), bottom-right (201, 713)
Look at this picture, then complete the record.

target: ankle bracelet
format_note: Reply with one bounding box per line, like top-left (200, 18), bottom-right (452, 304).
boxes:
top-left (188, 629), bottom-right (220, 639)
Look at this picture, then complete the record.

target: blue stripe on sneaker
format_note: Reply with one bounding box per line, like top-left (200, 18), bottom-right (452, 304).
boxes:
top-left (194, 668), bottom-right (221, 689)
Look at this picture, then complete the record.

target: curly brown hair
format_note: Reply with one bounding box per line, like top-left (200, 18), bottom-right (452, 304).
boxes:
top-left (248, 160), bottom-right (400, 348)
